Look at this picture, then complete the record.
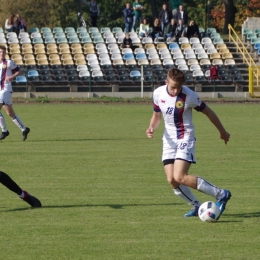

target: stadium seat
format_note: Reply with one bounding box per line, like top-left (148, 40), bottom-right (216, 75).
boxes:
top-left (16, 75), bottom-right (27, 84)
top-left (67, 32), bottom-right (78, 38)
top-left (57, 37), bottom-right (68, 44)
top-left (179, 37), bottom-right (189, 44)
top-left (77, 27), bottom-right (87, 34)
top-left (123, 53), bottom-right (135, 60)
top-left (29, 27), bottom-right (40, 34)
top-left (213, 38), bottom-right (224, 44)
top-left (65, 27), bottom-right (75, 33)
top-left (142, 37), bottom-right (153, 44)
top-left (206, 28), bottom-right (216, 36)
top-left (233, 75), bottom-right (245, 85)
top-left (220, 75), bottom-right (233, 84)
top-left (93, 37), bottom-right (104, 44)
top-left (89, 27), bottom-right (99, 33)
top-left (78, 32), bottom-right (90, 39)
top-left (55, 32), bottom-right (66, 39)
top-left (20, 37), bottom-right (32, 44)
top-left (53, 27), bottom-right (63, 33)
top-left (112, 27), bottom-right (123, 34)
top-left (190, 37), bottom-right (200, 44)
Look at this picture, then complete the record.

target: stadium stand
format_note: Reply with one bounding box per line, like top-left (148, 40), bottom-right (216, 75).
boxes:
top-left (0, 23), bottom-right (251, 93)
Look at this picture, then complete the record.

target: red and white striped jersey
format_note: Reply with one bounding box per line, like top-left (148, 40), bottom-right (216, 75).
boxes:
top-left (0, 59), bottom-right (19, 92)
top-left (153, 85), bottom-right (206, 140)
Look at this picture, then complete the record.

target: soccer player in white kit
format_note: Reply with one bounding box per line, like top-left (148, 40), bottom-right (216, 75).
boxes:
top-left (146, 68), bottom-right (231, 218)
top-left (0, 45), bottom-right (30, 141)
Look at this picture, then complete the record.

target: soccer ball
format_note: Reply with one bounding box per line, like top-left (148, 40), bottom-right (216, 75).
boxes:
top-left (198, 201), bottom-right (220, 222)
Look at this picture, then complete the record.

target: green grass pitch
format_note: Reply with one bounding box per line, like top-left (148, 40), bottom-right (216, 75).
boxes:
top-left (0, 102), bottom-right (260, 259)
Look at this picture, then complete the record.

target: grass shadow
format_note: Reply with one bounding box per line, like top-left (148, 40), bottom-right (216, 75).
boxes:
top-left (4, 202), bottom-right (182, 212)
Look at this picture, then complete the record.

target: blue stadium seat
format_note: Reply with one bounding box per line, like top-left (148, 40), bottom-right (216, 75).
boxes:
top-left (123, 53), bottom-right (135, 60)
top-left (168, 43), bottom-right (179, 50)
top-left (16, 76), bottom-right (27, 84)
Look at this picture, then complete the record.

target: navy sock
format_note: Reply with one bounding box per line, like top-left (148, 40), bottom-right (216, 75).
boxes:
top-left (0, 171), bottom-right (23, 195)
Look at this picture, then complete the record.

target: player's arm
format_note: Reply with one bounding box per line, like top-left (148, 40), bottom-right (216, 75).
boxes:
top-left (201, 105), bottom-right (230, 144)
top-left (5, 67), bottom-right (20, 83)
top-left (146, 111), bottom-right (161, 138)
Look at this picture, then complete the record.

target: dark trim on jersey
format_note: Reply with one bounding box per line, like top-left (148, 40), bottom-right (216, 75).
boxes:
top-left (12, 67), bottom-right (20, 73)
top-left (153, 103), bottom-right (161, 112)
top-left (194, 101), bottom-right (206, 112)
top-left (174, 91), bottom-right (186, 139)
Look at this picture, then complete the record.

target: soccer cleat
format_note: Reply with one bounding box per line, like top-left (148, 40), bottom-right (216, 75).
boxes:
top-left (22, 127), bottom-right (30, 141)
top-left (216, 189), bottom-right (231, 215)
top-left (184, 205), bottom-right (199, 217)
top-left (0, 130), bottom-right (9, 140)
top-left (22, 191), bottom-right (42, 207)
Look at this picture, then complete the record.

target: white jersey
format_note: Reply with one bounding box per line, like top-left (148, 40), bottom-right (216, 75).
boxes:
top-left (0, 59), bottom-right (19, 92)
top-left (153, 85), bottom-right (206, 140)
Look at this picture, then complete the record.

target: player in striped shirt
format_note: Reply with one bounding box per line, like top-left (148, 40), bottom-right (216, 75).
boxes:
top-left (146, 68), bottom-right (231, 218)
top-left (0, 45), bottom-right (30, 141)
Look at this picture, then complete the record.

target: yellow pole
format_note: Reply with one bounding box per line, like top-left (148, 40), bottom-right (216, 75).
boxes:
top-left (248, 66), bottom-right (253, 97)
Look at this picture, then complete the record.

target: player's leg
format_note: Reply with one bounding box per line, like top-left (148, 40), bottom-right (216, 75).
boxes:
top-left (0, 171), bottom-right (42, 207)
top-left (173, 139), bottom-right (231, 215)
top-left (3, 103), bottom-right (30, 141)
top-left (0, 106), bottom-right (10, 140)
top-left (0, 94), bottom-right (10, 140)
top-left (163, 160), bottom-right (201, 217)
top-left (173, 159), bottom-right (231, 214)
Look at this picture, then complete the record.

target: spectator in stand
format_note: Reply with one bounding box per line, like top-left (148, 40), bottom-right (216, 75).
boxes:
top-left (170, 0), bottom-right (182, 20)
top-left (175, 5), bottom-right (188, 26)
top-left (81, 0), bottom-right (100, 27)
top-left (159, 4), bottom-right (171, 34)
top-left (164, 18), bottom-right (177, 39)
top-left (139, 18), bottom-right (151, 38)
top-left (121, 33), bottom-right (137, 51)
top-left (5, 14), bottom-right (17, 33)
top-left (15, 14), bottom-right (27, 34)
top-left (175, 19), bottom-right (186, 42)
top-left (132, 0), bottom-right (144, 30)
top-left (151, 18), bottom-right (163, 40)
top-left (186, 20), bottom-right (200, 40)
top-left (123, 3), bottom-right (135, 33)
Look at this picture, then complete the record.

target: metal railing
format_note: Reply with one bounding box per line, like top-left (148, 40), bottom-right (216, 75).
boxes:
top-left (228, 24), bottom-right (260, 96)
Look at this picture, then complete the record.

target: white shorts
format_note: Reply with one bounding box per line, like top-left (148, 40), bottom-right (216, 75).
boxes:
top-left (162, 137), bottom-right (196, 163)
top-left (0, 91), bottom-right (12, 106)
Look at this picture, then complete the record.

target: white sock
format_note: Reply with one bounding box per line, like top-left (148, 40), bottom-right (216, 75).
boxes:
top-left (196, 176), bottom-right (224, 199)
top-left (0, 113), bottom-right (7, 132)
top-left (173, 184), bottom-right (201, 207)
top-left (12, 114), bottom-right (26, 131)
top-left (19, 191), bottom-right (25, 198)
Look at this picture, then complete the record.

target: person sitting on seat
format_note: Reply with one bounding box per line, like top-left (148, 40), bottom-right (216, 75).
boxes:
top-left (175, 19), bottom-right (186, 42)
top-left (164, 18), bottom-right (177, 39)
top-left (121, 33), bottom-right (137, 51)
top-left (139, 18), bottom-right (151, 38)
top-left (151, 18), bottom-right (163, 40)
top-left (186, 20), bottom-right (200, 40)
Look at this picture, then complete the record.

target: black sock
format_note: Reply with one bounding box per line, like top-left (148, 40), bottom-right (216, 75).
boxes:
top-left (0, 171), bottom-right (23, 195)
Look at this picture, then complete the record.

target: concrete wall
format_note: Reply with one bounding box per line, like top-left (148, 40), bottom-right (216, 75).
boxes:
top-left (14, 91), bottom-right (249, 99)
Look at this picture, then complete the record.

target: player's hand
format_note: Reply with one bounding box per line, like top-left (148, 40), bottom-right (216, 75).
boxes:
top-left (146, 127), bottom-right (154, 138)
top-left (5, 77), bottom-right (12, 83)
top-left (220, 131), bottom-right (230, 144)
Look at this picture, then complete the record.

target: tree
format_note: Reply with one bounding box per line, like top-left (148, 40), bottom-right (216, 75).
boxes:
top-left (223, 0), bottom-right (236, 34)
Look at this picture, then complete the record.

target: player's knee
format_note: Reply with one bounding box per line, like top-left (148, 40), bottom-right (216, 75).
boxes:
top-left (174, 174), bottom-right (187, 185)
